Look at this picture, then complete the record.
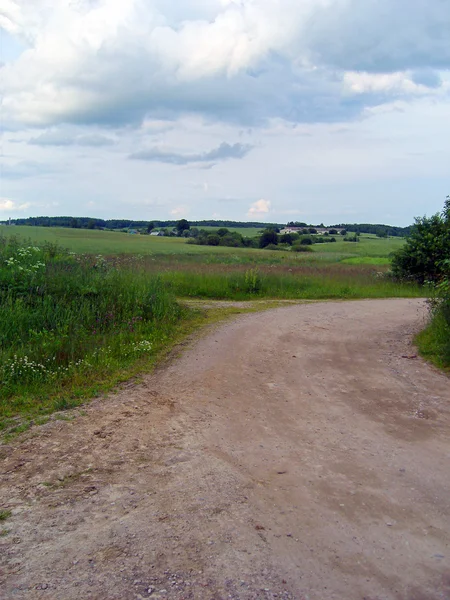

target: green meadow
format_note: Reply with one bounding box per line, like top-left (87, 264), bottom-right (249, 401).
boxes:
top-left (0, 225), bottom-right (404, 259)
top-left (0, 225), bottom-right (423, 435)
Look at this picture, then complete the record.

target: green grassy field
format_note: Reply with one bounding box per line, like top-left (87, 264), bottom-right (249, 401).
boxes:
top-left (1, 225), bottom-right (423, 435)
top-left (0, 226), bottom-right (404, 260)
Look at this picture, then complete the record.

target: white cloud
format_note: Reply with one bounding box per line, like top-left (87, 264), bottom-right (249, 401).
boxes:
top-left (0, 197), bottom-right (31, 212)
top-left (343, 71), bottom-right (446, 95)
top-left (28, 129), bottom-right (115, 146)
top-left (170, 205), bottom-right (189, 217)
top-left (247, 199), bottom-right (271, 217)
top-left (2, 0), bottom-right (448, 128)
top-left (1, 1), bottom-right (449, 227)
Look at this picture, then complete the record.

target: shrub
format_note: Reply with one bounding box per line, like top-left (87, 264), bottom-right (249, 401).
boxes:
top-left (259, 229), bottom-right (278, 248)
top-left (391, 198), bottom-right (450, 283)
top-left (394, 196), bottom-right (450, 368)
top-left (300, 237), bottom-right (313, 245)
top-left (264, 243), bottom-right (284, 251)
top-left (291, 244), bottom-right (313, 252)
top-left (417, 273), bottom-right (450, 367)
top-left (206, 233), bottom-right (220, 246)
top-left (280, 233), bottom-right (296, 245)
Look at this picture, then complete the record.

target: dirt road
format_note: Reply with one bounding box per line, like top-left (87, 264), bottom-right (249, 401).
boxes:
top-left (1, 299), bottom-right (449, 600)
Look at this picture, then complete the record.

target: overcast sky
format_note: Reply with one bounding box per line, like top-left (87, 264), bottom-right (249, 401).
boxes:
top-left (1, 0), bottom-right (449, 226)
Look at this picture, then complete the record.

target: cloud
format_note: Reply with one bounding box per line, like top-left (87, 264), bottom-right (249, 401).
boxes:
top-left (29, 130), bottom-right (115, 147)
top-left (247, 199), bottom-right (271, 217)
top-left (411, 69), bottom-right (442, 89)
top-left (0, 197), bottom-right (31, 212)
top-left (304, 0), bottom-right (450, 73)
top-left (170, 205), bottom-right (189, 217)
top-left (129, 142), bottom-right (253, 165)
top-left (1, 0), bottom-right (448, 129)
top-left (0, 160), bottom-right (57, 179)
top-left (343, 71), bottom-right (436, 95)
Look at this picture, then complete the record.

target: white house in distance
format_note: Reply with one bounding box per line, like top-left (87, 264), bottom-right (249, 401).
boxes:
top-left (280, 226), bottom-right (346, 235)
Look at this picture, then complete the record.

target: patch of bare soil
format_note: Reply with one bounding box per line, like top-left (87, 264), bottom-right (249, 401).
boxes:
top-left (1, 299), bottom-right (449, 600)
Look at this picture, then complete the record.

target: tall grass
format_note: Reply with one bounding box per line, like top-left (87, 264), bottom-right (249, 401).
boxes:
top-left (416, 277), bottom-right (450, 369)
top-left (0, 231), bottom-right (423, 433)
top-left (0, 236), bottom-right (186, 432)
top-left (158, 269), bottom-right (421, 300)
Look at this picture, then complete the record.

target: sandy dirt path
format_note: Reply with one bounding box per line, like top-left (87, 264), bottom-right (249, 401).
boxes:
top-left (1, 298), bottom-right (449, 600)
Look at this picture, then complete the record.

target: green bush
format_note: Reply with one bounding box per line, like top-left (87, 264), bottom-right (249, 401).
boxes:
top-left (391, 202), bottom-right (450, 283)
top-left (300, 237), bottom-right (313, 245)
top-left (393, 196), bottom-right (450, 368)
top-left (264, 243), bottom-right (285, 251)
top-left (417, 274), bottom-right (450, 368)
top-left (207, 233), bottom-right (220, 246)
top-left (291, 244), bottom-right (313, 252)
top-left (259, 229), bottom-right (278, 248)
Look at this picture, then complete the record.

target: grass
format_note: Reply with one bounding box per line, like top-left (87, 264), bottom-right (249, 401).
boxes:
top-left (158, 267), bottom-right (419, 300)
top-left (313, 235), bottom-right (405, 257)
top-left (0, 226), bottom-right (262, 256)
top-left (0, 226), bottom-right (404, 259)
top-left (0, 510), bottom-right (12, 521)
top-left (340, 257), bottom-right (391, 265)
top-left (0, 227), bottom-right (424, 436)
top-left (415, 293), bottom-right (450, 371)
top-left (0, 236), bottom-right (196, 435)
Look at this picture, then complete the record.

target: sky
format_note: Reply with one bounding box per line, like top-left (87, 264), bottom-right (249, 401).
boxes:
top-left (0, 0), bottom-right (449, 226)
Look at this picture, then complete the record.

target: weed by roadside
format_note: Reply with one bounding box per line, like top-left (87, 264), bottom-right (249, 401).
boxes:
top-left (0, 235), bottom-right (189, 434)
top-left (416, 273), bottom-right (450, 370)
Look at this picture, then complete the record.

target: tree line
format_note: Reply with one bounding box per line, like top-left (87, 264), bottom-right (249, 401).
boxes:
top-left (7, 216), bottom-right (285, 230)
top-left (6, 216), bottom-right (410, 237)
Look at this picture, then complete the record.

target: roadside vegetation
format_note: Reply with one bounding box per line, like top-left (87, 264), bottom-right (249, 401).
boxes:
top-left (0, 222), bottom-right (424, 435)
top-left (391, 196), bottom-right (450, 369)
top-left (0, 235), bottom-right (191, 435)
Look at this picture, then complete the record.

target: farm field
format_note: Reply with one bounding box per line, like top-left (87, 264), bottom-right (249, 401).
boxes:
top-left (0, 225), bottom-right (403, 259)
top-left (0, 226), bottom-right (422, 435)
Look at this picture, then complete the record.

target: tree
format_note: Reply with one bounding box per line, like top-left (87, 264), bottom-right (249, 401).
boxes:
top-left (280, 233), bottom-right (295, 245)
top-left (147, 221), bottom-right (155, 234)
top-left (259, 229), bottom-right (278, 248)
top-left (176, 219), bottom-right (190, 235)
top-left (207, 233), bottom-right (220, 246)
top-left (391, 197), bottom-right (450, 283)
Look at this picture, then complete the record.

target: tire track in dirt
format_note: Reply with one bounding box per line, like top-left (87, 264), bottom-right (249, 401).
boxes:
top-left (1, 298), bottom-right (449, 600)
